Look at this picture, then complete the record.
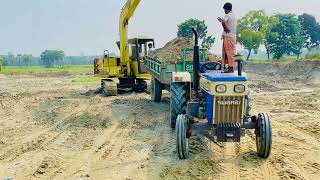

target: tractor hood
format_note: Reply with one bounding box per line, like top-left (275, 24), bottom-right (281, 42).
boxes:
top-left (201, 72), bottom-right (247, 82)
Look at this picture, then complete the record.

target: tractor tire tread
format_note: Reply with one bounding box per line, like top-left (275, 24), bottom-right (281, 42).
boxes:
top-left (257, 113), bottom-right (272, 158)
top-left (170, 83), bottom-right (187, 128)
top-left (176, 114), bottom-right (188, 159)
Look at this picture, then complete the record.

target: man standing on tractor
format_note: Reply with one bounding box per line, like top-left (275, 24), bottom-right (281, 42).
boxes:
top-left (218, 2), bottom-right (237, 73)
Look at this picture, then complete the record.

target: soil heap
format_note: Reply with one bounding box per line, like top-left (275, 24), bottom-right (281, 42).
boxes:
top-left (151, 37), bottom-right (218, 62)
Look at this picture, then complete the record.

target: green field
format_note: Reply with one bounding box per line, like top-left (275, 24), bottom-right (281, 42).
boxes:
top-left (0, 65), bottom-right (103, 85)
top-left (71, 74), bottom-right (101, 85)
top-left (0, 65), bottom-right (92, 75)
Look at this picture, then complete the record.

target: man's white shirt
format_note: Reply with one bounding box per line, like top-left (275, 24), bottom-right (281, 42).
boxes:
top-left (222, 11), bottom-right (237, 38)
top-left (147, 48), bottom-right (155, 56)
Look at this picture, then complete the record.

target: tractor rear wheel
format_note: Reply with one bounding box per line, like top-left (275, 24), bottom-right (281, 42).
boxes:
top-left (170, 83), bottom-right (187, 128)
top-left (151, 77), bottom-right (162, 102)
top-left (255, 113), bottom-right (272, 158)
top-left (176, 114), bottom-right (189, 159)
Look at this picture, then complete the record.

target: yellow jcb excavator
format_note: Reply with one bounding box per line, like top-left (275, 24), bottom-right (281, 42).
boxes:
top-left (94, 0), bottom-right (154, 96)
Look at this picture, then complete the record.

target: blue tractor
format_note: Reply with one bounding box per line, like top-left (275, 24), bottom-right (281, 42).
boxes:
top-left (175, 28), bottom-right (272, 159)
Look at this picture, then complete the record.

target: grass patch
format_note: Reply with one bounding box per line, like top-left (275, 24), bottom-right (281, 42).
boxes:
top-left (71, 74), bottom-right (101, 85)
top-left (305, 53), bottom-right (320, 60)
top-left (0, 65), bottom-right (101, 85)
top-left (0, 65), bottom-right (92, 75)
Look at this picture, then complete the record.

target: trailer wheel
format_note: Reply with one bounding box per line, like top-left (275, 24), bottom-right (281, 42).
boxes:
top-left (151, 77), bottom-right (162, 102)
top-left (176, 114), bottom-right (189, 159)
top-left (255, 113), bottom-right (272, 158)
top-left (170, 83), bottom-right (187, 128)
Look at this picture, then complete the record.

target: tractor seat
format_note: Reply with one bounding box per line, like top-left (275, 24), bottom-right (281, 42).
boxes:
top-left (201, 71), bottom-right (247, 82)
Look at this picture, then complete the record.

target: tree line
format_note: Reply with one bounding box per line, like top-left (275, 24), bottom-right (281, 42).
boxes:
top-left (0, 50), bottom-right (95, 70)
top-left (237, 11), bottom-right (320, 60)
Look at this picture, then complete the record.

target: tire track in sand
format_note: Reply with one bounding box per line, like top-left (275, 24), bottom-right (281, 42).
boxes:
top-left (0, 98), bottom-right (91, 161)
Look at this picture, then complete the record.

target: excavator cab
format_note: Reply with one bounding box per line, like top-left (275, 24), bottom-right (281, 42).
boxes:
top-left (117, 37), bottom-right (155, 74)
top-left (128, 37), bottom-right (155, 59)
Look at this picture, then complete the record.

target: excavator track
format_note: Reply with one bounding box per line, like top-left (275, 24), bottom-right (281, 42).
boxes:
top-left (101, 79), bottom-right (118, 96)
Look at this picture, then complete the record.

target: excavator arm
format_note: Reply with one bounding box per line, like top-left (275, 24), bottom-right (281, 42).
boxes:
top-left (119, 0), bottom-right (141, 76)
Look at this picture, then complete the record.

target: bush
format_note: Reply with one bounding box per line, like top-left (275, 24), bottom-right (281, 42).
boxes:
top-left (305, 53), bottom-right (320, 59)
top-left (305, 52), bottom-right (320, 59)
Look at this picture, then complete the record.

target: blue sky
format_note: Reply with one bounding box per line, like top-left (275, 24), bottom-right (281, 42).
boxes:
top-left (0, 0), bottom-right (319, 56)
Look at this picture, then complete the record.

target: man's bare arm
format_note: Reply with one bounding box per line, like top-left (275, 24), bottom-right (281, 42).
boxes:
top-left (218, 17), bottom-right (230, 33)
top-left (222, 21), bottom-right (230, 33)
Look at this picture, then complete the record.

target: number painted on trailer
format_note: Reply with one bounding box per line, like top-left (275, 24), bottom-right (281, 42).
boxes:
top-left (186, 65), bottom-right (193, 71)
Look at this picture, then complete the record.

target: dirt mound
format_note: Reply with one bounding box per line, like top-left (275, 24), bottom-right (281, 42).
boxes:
top-left (152, 37), bottom-right (194, 61)
top-left (152, 37), bottom-right (218, 62)
top-left (246, 60), bottom-right (320, 84)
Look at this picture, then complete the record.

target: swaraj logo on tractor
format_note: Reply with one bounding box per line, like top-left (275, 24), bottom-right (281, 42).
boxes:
top-left (218, 100), bottom-right (241, 106)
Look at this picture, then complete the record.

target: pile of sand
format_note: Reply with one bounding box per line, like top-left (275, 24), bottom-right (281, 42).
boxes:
top-left (246, 60), bottom-right (320, 84)
top-left (151, 37), bottom-right (194, 61)
top-left (151, 37), bottom-right (218, 62)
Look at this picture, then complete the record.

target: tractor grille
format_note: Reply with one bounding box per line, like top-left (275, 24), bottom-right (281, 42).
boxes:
top-left (214, 96), bottom-right (244, 124)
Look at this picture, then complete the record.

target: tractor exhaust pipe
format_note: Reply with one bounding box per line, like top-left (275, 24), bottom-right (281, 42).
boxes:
top-left (192, 28), bottom-right (200, 91)
top-left (235, 56), bottom-right (244, 76)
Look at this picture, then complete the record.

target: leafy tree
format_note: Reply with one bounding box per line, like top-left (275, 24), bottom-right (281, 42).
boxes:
top-left (201, 35), bottom-right (215, 50)
top-left (16, 54), bottom-right (23, 65)
top-left (177, 18), bottom-right (215, 50)
top-left (266, 14), bottom-right (304, 59)
top-left (262, 16), bottom-right (279, 59)
top-left (0, 56), bottom-right (4, 71)
top-left (7, 52), bottom-right (15, 66)
top-left (3, 53), bottom-right (35, 66)
top-left (237, 10), bottom-right (267, 60)
top-left (178, 19), bottom-right (207, 39)
top-left (22, 54), bottom-right (33, 66)
top-left (40, 50), bottom-right (65, 67)
top-left (298, 13), bottom-right (320, 53)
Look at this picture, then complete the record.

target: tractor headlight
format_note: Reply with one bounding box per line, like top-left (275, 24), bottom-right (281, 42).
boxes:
top-left (216, 84), bottom-right (227, 93)
top-left (234, 84), bottom-right (245, 93)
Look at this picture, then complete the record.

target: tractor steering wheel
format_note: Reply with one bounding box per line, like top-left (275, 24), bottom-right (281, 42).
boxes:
top-left (200, 62), bottom-right (222, 73)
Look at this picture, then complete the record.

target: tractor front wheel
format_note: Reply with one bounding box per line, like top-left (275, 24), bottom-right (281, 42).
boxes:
top-left (176, 114), bottom-right (189, 159)
top-left (170, 83), bottom-right (187, 128)
top-left (255, 113), bottom-right (272, 158)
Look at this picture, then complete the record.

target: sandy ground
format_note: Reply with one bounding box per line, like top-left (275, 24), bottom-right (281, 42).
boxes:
top-left (0, 62), bottom-right (320, 180)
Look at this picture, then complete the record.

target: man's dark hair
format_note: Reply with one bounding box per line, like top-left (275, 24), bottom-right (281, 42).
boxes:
top-left (223, 3), bottom-right (232, 10)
